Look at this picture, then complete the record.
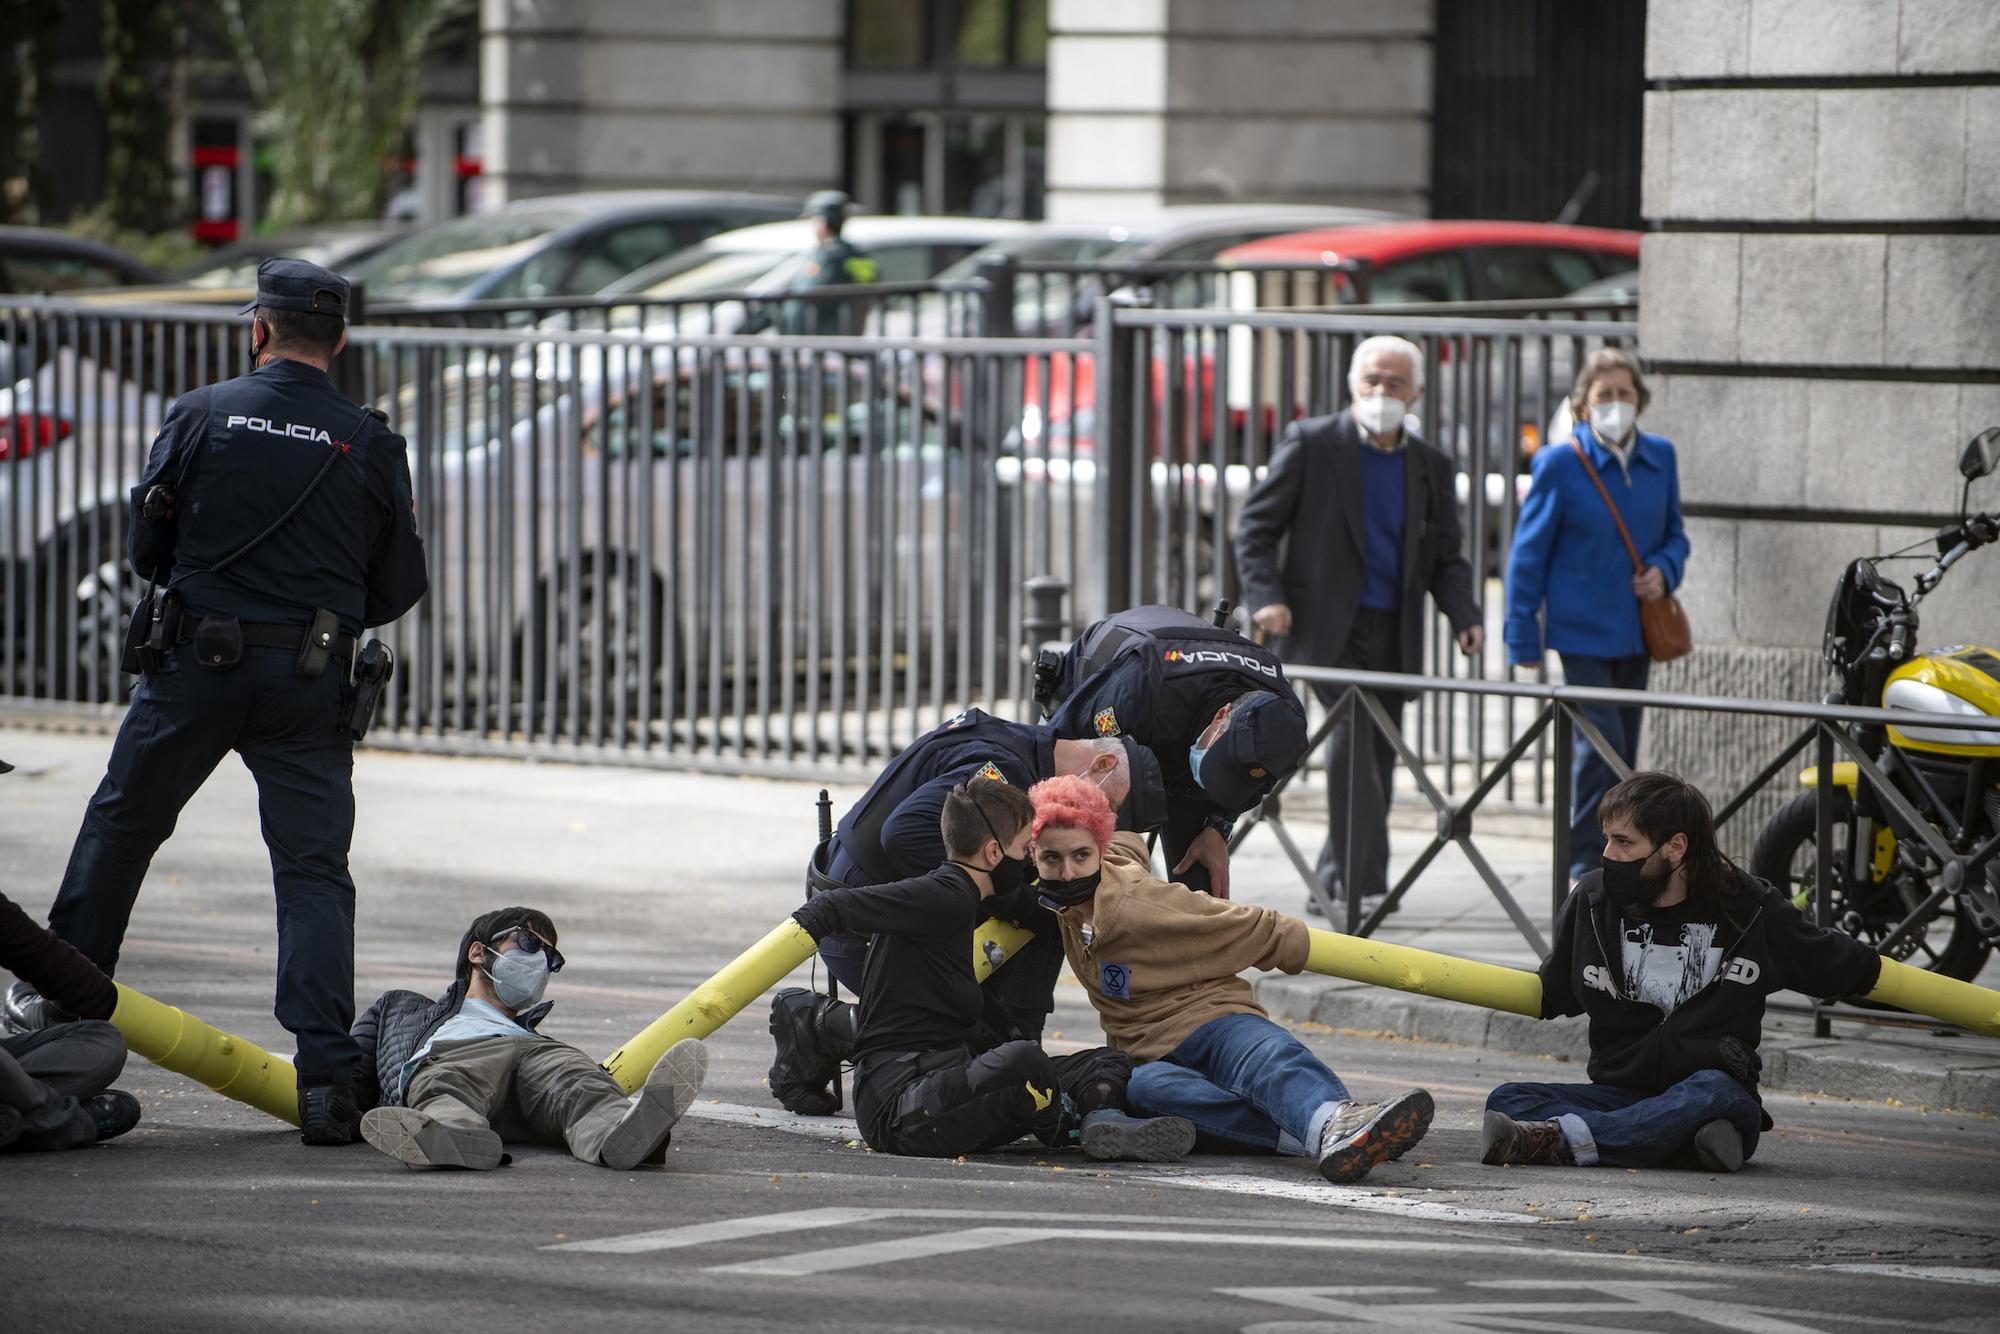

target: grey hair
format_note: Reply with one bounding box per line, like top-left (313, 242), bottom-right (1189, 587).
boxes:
top-left (1076, 737), bottom-right (1129, 803)
top-left (1348, 335), bottom-right (1425, 395)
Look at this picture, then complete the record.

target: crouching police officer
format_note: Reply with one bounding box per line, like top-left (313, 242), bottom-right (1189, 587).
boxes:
top-left (1039, 604), bottom-right (1309, 899)
top-left (3, 259), bottom-right (429, 1145)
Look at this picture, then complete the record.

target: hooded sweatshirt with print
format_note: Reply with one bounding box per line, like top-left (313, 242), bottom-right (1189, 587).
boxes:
top-left (1054, 831), bottom-right (1310, 1061)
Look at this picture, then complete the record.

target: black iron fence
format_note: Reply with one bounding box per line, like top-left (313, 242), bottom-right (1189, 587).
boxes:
top-left (2, 295), bottom-right (1631, 781)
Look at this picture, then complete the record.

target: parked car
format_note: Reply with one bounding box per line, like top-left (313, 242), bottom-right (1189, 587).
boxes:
top-left (0, 227), bottom-right (163, 295)
top-left (174, 223), bottom-right (412, 290)
top-left (347, 191), bottom-right (799, 305)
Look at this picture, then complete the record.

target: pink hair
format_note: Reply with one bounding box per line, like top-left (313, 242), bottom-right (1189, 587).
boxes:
top-left (1029, 774), bottom-right (1116, 854)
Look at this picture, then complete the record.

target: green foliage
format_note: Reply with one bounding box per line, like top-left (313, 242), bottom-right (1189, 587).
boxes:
top-left (100, 0), bottom-right (182, 233)
top-left (61, 203), bottom-right (204, 275)
top-left (220, 0), bottom-right (466, 227)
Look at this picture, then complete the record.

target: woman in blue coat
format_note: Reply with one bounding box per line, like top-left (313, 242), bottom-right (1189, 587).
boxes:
top-left (1505, 349), bottom-right (1689, 880)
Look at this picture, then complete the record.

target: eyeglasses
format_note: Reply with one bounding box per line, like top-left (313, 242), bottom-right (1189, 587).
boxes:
top-left (489, 925), bottom-right (564, 973)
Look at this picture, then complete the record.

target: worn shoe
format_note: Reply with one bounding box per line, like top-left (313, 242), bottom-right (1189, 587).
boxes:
top-left (1480, 1109), bottom-right (1572, 1166)
top-left (1317, 1088), bottom-right (1435, 1183)
top-left (3, 981), bottom-right (77, 1035)
top-left (362, 1106), bottom-right (505, 1170)
top-left (769, 989), bottom-right (855, 1116)
top-left (1079, 1109), bottom-right (1197, 1163)
top-left (298, 1083), bottom-right (361, 1146)
top-left (1692, 1119), bottom-right (1745, 1173)
top-left (599, 1038), bottom-right (708, 1170)
top-left (1303, 893), bottom-right (1391, 922)
top-left (84, 1089), bottom-right (141, 1142)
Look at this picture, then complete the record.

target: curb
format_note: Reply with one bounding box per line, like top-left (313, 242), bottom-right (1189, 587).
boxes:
top-left (1256, 974), bottom-right (2000, 1117)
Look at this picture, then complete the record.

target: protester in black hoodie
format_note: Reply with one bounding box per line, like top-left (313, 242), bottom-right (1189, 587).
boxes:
top-left (1482, 771), bottom-right (1880, 1172)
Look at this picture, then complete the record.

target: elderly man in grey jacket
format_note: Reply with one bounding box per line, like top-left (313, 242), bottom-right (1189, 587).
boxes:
top-left (1234, 336), bottom-right (1483, 918)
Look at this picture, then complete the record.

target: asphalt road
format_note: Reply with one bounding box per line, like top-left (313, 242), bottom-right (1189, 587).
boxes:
top-left (2, 730), bottom-right (1997, 1333)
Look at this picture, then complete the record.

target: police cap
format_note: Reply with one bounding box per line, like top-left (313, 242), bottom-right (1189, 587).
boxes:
top-left (238, 257), bottom-right (351, 318)
top-left (1192, 690), bottom-right (1308, 811)
top-left (1116, 736), bottom-right (1168, 835)
top-left (802, 190), bottom-right (853, 223)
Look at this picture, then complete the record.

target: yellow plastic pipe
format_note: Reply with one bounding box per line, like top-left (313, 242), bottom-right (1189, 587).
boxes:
top-left (1865, 957), bottom-right (2000, 1038)
top-left (603, 919), bottom-right (819, 1091)
top-left (1303, 927), bottom-right (1544, 1019)
top-left (109, 982), bottom-right (301, 1126)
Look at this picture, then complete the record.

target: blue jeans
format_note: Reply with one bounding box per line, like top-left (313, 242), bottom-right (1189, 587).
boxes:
top-left (1486, 1070), bottom-right (1763, 1167)
top-left (1125, 1013), bottom-right (1349, 1156)
top-left (1557, 652), bottom-right (1650, 880)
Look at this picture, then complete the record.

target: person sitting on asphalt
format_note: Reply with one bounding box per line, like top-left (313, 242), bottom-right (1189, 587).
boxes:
top-left (1481, 770), bottom-right (1882, 1173)
top-left (789, 778), bottom-right (1196, 1163)
top-left (770, 704), bottom-right (1165, 1115)
top-left (1025, 774), bottom-right (1435, 1184)
top-left (0, 881), bottom-right (142, 1153)
top-left (352, 907), bottom-right (706, 1172)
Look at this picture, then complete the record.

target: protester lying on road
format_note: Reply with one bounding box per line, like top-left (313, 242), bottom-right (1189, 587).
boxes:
top-left (0, 890), bottom-right (141, 1153)
top-left (353, 908), bottom-right (706, 1171)
top-left (790, 778), bottom-right (1196, 1162)
top-left (1026, 775), bottom-right (1435, 1184)
top-left (1482, 771), bottom-right (1880, 1172)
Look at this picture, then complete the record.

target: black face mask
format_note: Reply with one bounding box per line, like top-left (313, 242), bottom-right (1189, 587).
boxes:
top-left (1600, 849), bottom-right (1668, 911)
top-left (1037, 867), bottom-right (1103, 910)
top-left (987, 851), bottom-right (1033, 896)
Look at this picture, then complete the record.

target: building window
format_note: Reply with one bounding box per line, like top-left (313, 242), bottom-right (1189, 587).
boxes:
top-left (846, 0), bottom-right (1047, 71)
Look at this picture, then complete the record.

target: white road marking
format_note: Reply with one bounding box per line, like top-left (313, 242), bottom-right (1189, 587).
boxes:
top-left (700, 1221), bottom-right (1704, 1278)
top-left (1133, 1168), bottom-right (1540, 1225)
top-left (1808, 1263), bottom-right (2000, 1288)
top-left (544, 1207), bottom-right (893, 1255)
top-left (683, 1101), bottom-right (862, 1143)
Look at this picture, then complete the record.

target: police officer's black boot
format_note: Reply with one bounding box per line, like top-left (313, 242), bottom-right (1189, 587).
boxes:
top-left (3, 982), bottom-right (78, 1035)
top-left (768, 990), bottom-right (859, 1116)
top-left (299, 1082), bottom-right (361, 1146)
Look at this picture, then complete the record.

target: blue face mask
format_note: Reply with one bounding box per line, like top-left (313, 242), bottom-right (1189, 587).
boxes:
top-left (1188, 744), bottom-right (1210, 790)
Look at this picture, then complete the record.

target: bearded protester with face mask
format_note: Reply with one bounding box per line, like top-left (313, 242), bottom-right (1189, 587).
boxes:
top-left (1027, 774), bottom-right (1436, 1184)
top-left (789, 779), bottom-right (1194, 1162)
top-left (1505, 349), bottom-right (1689, 881)
top-left (1481, 772), bottom-right (1881, 1172)
top-left (350, 908), bottom-right (707, 1170)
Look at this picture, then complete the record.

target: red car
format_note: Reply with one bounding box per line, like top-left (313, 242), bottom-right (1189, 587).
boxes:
top-left (1215, 219), bottom-right (1640, 305)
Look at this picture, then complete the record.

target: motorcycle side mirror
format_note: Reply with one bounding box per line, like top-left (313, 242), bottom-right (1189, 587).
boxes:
top-left (1854, 558), bottom-right (1882, 594)
top-left (1961, 426), bottom-right (2000, 481)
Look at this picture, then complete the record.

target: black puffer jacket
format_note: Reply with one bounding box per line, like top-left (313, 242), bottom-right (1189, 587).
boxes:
top-left (351, 978), bottom-right (553, 1110)
top-left (1541, 865), bottom-right (1880, 1114)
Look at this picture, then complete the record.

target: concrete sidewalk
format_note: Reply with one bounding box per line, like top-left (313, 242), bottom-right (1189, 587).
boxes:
top-left (1224, 785), bottom-right (2000, 1116)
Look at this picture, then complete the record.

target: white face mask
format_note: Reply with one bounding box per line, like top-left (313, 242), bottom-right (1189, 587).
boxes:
top-left (483, 947), bottom-right (550, 1010)
top-left (1352, 395), bottom-right (1406, 438)
top-left (1589, 401), bottom-right (1636, 444)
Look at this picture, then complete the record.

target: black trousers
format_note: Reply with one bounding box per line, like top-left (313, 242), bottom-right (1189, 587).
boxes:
top-left (0, 1021), bottom-right (127, 1151)
top-left (855, 1043), bottom-right (1132, 1158)
top-left (47, 642), bottom-right (359, 1085)
top-left (1313, 608), bottom-right (1408, 900)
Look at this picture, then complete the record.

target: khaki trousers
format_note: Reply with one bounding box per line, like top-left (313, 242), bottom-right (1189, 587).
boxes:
top-left (404, 1034), bottom-right (630, 1164)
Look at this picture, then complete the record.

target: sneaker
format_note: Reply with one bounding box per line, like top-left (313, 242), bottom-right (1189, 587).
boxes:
top-left (1079, 1109), bottom-right (1196, 1163)
top-left (1480, 1109), bottom-right (1572, 1166)
top-left (3, 981), bottom-right (77, 1034)
top-left (1303, 892), bottom-right (1390, 922)
top-left (298, 1083), bottom-right (361, 1146)
top-left (362, 1106), bottom-right (505, 1170)
top-left (599, 1038), bottom-right (708, 1170)
top-left (1692, 1119), bottom-right (1745, 1173)
top-left (84, 1089), bottom-right (141, 1142)
top-left (1317, 1089), bottom-right (1435, 1183)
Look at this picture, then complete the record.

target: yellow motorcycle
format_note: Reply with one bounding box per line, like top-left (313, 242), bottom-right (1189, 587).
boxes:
top-left (1750, 429), bottom-right (2000, 981)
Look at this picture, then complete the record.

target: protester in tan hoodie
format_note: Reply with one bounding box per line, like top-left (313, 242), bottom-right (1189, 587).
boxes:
top-left (1027, 774), bottom-right (1434, 1183)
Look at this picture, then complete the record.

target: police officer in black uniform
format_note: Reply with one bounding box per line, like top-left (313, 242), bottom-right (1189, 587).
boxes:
top-left (768, 707), bottom-right (1166, 1114)
top-left (1040, 604), bottom-right (1310, 899)
top-left (780, 190), bottom-right (878, 335)
top-left (2, 259), bottom-right (429, 1146)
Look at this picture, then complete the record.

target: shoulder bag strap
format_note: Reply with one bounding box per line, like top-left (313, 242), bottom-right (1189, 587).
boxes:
top-left (1569, 441), bottom-right (1645, 576)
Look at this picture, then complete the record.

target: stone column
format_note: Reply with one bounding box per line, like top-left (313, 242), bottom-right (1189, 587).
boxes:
top-left (1638, 0), bottom-right (2000, 841)
top-left (479, 0), bottom-right (842, 204)
top-left (1043, 0), bottom-right (1432, 221)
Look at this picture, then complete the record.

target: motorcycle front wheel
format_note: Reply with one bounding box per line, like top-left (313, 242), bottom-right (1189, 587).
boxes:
top-left (1749, 790), bottom-right (1994, 984)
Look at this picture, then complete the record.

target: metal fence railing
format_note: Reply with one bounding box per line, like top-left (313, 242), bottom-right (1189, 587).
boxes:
top-left (2, 295), bottom-right (1630, 788)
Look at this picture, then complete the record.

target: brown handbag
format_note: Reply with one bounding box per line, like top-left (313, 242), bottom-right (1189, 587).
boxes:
top-left (1569, 441), bottom-right (1692, 663)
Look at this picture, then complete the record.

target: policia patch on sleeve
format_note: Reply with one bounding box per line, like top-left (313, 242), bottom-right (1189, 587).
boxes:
top-left (1098, 961), bottom-right (1131, 1000)
top-left (1092, 706), bottom-right (1120, 737)
top-left (975, 761), bottom-right (1007, 783)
